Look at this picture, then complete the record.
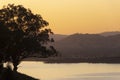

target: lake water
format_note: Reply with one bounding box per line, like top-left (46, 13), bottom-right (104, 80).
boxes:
top-left (18, 62), bottom-right (120, 80)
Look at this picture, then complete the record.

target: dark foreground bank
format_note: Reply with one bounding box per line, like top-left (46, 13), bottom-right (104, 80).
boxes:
top-left (0, 67), bottom-right (39, 80)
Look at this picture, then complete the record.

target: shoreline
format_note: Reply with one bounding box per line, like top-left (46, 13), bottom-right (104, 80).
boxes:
top-left (24, 57), bottom-right (120, 64)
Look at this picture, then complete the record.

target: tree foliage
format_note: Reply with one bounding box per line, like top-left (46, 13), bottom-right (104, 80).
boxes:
top-left (0, 4), bottom-right (57, 71)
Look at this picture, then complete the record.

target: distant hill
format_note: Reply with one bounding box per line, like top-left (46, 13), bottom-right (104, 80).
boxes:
top-left (50, 34), bottom-right (67, 41)
top-left (100, 31), bottom-right (120, 36)
top-left (54, 33), bottom-right (120, 59)
top-left (26, 32), bottom-right (120, 63)
top-left (52, 31), bottom-right (120, 41)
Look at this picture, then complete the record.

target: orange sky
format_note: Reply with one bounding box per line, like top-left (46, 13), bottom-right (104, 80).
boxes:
top-left (0, 0), bottom-right (120, 34)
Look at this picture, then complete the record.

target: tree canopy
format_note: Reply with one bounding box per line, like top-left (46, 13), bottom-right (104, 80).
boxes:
top-left (0, 4), bottom-right (57, 71)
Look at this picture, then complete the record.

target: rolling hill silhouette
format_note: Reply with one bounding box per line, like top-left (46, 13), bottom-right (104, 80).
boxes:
top-left (27, 31), bottom-right (120, 63)
top-left (100, 31), bottom-right (120, 36)
top-left (48, 32), bottom-right (120, 63)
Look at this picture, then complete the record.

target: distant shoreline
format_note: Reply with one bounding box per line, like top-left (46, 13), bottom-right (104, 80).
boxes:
top-left (24, 57), bottom-right (120, 64)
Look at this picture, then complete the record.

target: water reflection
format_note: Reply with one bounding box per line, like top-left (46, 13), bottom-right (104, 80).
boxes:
top-left (18, 62), bottom-right (120, 80)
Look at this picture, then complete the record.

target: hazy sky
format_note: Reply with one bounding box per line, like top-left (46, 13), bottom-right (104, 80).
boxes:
top-left (0, 0), bottom-right (120, 34)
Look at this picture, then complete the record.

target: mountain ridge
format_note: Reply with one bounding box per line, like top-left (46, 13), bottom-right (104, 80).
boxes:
top-left (26, 31), bottom-right (120, 63)
top-left (53, 31), bottom-right (120, 42)
top-left (53, 31), bottom-right (120, 60)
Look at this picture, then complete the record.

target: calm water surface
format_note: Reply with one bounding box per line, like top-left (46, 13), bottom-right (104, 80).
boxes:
top-left (18, 62), bottom-right (120, 80)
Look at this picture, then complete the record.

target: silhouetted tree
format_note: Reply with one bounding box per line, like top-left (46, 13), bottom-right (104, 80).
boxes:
top-left (0, 4), bottom-right (57, 71)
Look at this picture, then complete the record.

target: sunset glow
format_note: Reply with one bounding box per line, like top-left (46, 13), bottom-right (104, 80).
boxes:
top-left (0, 0), bottom-right (120, 34)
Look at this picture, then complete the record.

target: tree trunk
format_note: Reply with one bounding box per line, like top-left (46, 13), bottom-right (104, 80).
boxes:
top-left (0, 63), bottom-right (3, 73)
top-left (0, 63), bottom-right (3, 69)
top-left (13, 63), bottom-right (18, 71)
